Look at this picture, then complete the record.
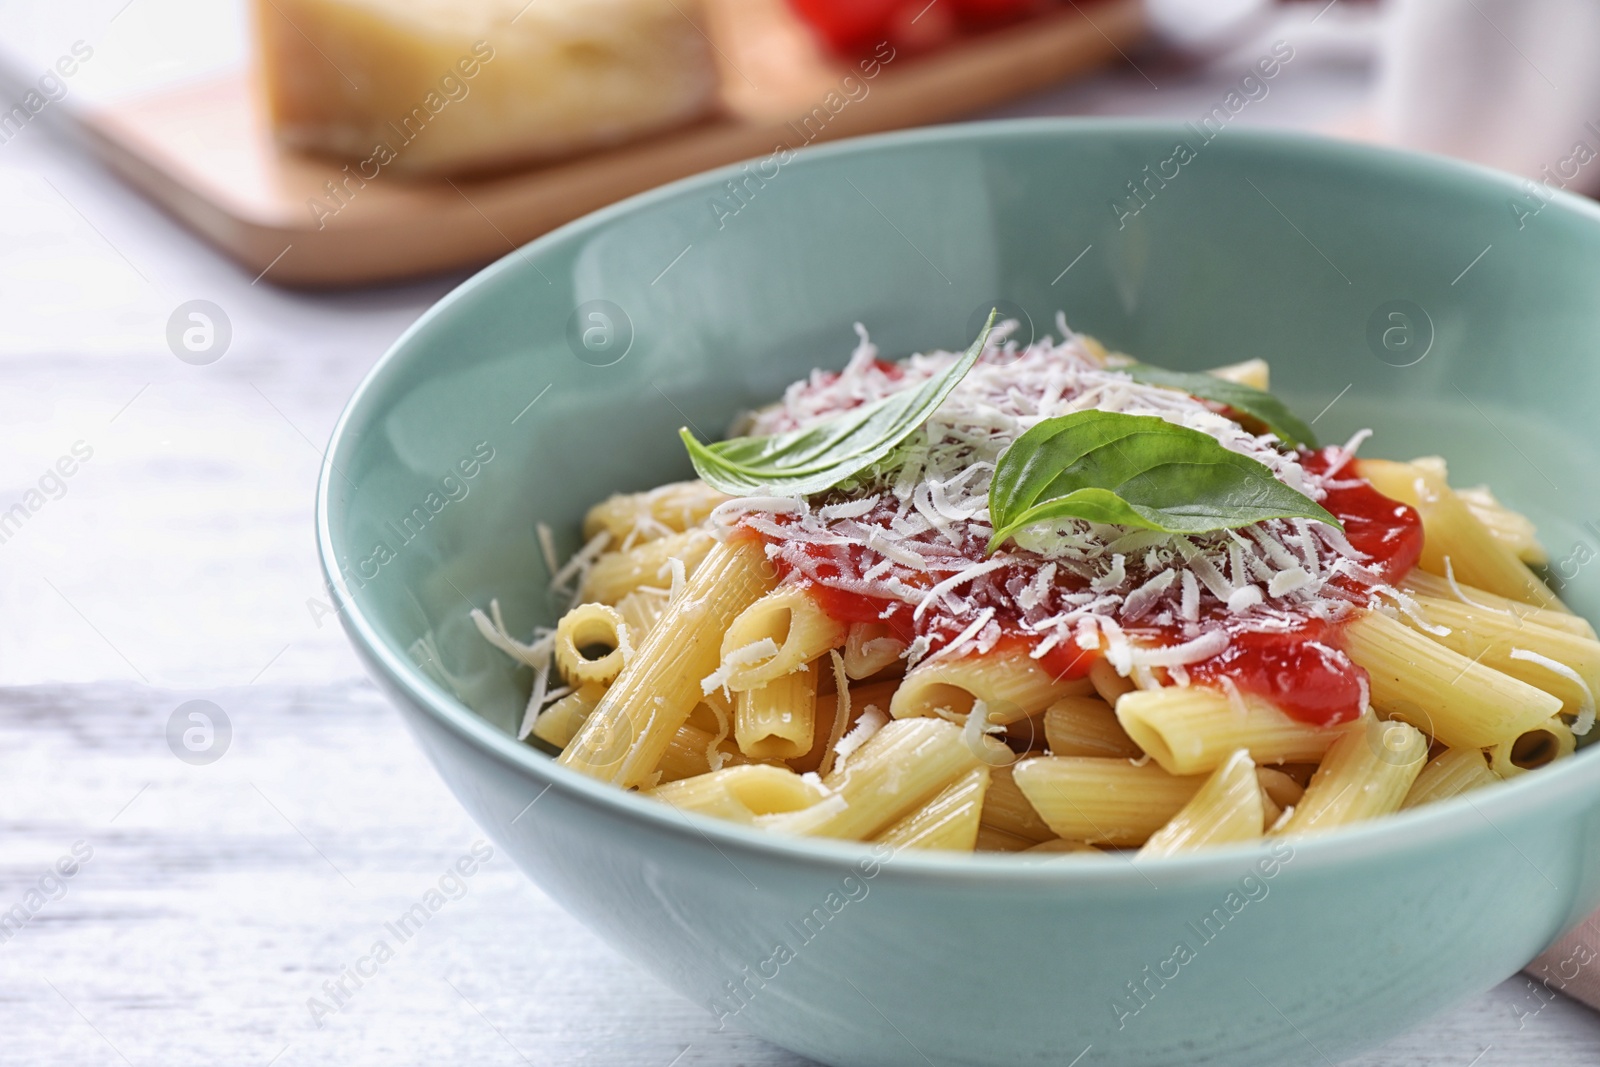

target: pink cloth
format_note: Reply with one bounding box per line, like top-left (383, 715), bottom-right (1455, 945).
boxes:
top-left (1525, 914), bottom-right (1600, 1011)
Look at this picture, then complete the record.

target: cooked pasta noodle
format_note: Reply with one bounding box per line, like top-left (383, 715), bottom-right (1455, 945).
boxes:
top-left (476, 321), bottom-right (1592, 856)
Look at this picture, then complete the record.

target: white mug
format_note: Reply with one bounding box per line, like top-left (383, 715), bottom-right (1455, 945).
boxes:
top-left (1378, 0), bottom-right (1600, 195)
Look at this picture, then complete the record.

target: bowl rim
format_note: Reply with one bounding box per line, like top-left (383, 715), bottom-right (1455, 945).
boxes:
top-left (317, 116), bottom-right (1600, 888)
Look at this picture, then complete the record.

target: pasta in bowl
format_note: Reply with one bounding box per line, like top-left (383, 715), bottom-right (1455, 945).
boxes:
top-left (483, 316), bottom-right (1594, 859)
top-left (318, 121), bottom-right (1600, 1067)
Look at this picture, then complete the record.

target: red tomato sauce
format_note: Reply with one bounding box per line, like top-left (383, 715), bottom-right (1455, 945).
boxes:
top-left (752, 447), bottom-right (1423, 728)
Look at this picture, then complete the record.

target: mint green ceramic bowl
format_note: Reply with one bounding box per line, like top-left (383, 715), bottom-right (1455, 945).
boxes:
top-left (318, 120), bottom-right (1600, 1067)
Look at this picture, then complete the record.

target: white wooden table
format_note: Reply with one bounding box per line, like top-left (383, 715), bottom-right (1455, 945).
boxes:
top-left (2, 6), bottom-right (1599, 1064)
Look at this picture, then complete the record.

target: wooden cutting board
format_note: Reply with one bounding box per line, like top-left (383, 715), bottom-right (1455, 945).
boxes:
top-left (73, 0), bottom-right (1144, 288)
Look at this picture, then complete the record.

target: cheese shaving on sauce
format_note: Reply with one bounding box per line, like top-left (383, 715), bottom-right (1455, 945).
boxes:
top-left (706, 325), bottom-right (1391, 708)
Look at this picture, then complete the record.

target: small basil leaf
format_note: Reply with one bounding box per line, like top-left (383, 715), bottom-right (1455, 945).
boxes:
top-left (682, 311), bottom-right (997, 497)
top-left (1121, 363), bottom-right (1317, 448)
top-left (987, 410), bottom-right (1340, 551)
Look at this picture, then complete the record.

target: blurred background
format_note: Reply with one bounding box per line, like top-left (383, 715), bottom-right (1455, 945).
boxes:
top-left (3, 1), bottom-right (1599, 1064)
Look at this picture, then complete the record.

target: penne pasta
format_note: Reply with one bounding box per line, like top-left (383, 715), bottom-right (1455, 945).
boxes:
top-left (1138, 750), bottom-right (1265, 858)
top-left (1457, 485), bottom-right (1548, 565)
top-left (1020, 838), bottom-right (1101, 856)
top-left (532, 682), bottom-right (606, 749)
top-left (614, 587), bottom-right (670, 640)
top-left (1042, 694), bottom-right (1142, 759)
top-left (582, 479), bottom-right (730, 544)
top-left (788, 679), bottom-right (899, 775)
top-left (1342, 609), bottom-right (1562, 748)
top-left (875, 766), bottom-right (991, 851)
top-left (718, 586), bottom-right (848, 692)
top-left (1255, 766), bottom-right (1305, 812)
top-left (979, 764), bottom-right (1057, 843)
top-left (765, 718), bottom-right (999, 840)
top-left (1397, 595), bottom-right (1600, 720)
top-left (580, 528), bottom-right (716, 605)
top-left (1487, 717), bottom-right (1576, 778)
top-left (1276, 718), bottom-right (1427, 836)
top-left (974, 824), bottom-right (1037, 852)
top-left (684, 691), bottom-right (733, 735)
top-left (1088, 659), bottom-right (1135, 705)
top-left (487, 320), bottom-right (1596, 856)
top-left (650, 764), bottom-right (826, 823)
top-left (891, 646), bottom-right (1094, 727)
top-left (1400, 570), bottom-right (1595, 639)
top-left (735, 668), bottom-right (818, 761)
top-left (1402, 747), bottom-right (1500, 810)
top-left (1114, 685), bottom-right (1340, 775)
top-left (843, 621), bottom-right (908, 680)
top-left (560, 537), bottom-right (776, 787)
top-left (553, 602), bottom-right (631, 686)
top-left (1011, 756), bottom-right (1206, 847)
top-left (1205, 357), bottom-right (1270, 390)
top-left (1357, 458), bottom-right (1564, 610)
top-left (655, 722), bottom-right (748, 784)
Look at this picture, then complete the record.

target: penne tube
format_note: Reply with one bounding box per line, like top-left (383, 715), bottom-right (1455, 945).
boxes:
top-left (1044, 695), bottom-right (1144, 759)
top-left (1005, 711), bottom-right (1050, 754)
top-left (1088, 659), bottom-right (1135, 705)
top-left (553, 602), bottom-right (631, 686)
top-left (1277, 718), bottom-right (1427, 836)
top-left (843, 621), bottom-right (908, 680)
top-left (735, 668), bottom-right (818, 761)
top-left (1011, 756), bottom-right (1206, 847)
top-left (1138, 750), bottom-right (1265, 858)
top-left (614, 588), bottom-right (670, 641)
top-left (1487, 716), bottom-right (1576, 778)
top-left (1021, 838), bottom-right (1101, 855)
top-left (1342, 609), bottom-right (1563, 748)
top-left (1275, 763), bottom-right (1318, 788)
top-left (1205, 357), bottom-right (1270, 390)
top-left (1256, 766), bottom-right (1305, 811)
top-left (1398, 595), bottom-right (1600, 719)
top-left (520, 328), bottom-right (1600, 854)
top-left (685, 690), bottom-right (733, 735)
top-left (560, 537), bottom-right (776, 787)
top-left (655, 722), bottom-right (748, 784)
top-left (1114, 685), bottom-right (1341, 775)
top-left (980, 764), bottom-right (1056, 843)
top-left (582, 479), bottom-right (729, 543)
top-left (532, 682), bottom-right (606, 749)
top-left (875, 767), bottom-right (991, 851)
top-left (1358, 458), bottom-right (1564, 610)
top-left (579, 528), bottom-right (716, 604)
top-left (764, 718), bottom-right (996, 840)
top-left (718, 586), bottom-right (847, 692)
top-left (1402, 747), bottom-right (1500, 809)
top-left (890, 646), bottom-right (1093, 727)
top-left (1259, 789), bottom-right (1282, 831)
top-left (975, 824), bottom-right (1037, 852)
top-left (651, 764), bottom-right (825, 824)
top-left (788, 679), bottom-right (899, 775)
top-left (1457, 485), bottom-right (1548, 565)
top-left (1400, 571), bottom-right (1595, 638)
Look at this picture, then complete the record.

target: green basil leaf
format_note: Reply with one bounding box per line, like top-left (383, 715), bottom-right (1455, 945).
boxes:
top-left (987, 410), bottom-right (1340, 551)
top-left (1121, 363), bottom-right (1318, 448)
top-left (681, 311), bottom-right (997, 496)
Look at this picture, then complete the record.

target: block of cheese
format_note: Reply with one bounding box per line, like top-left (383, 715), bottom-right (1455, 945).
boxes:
top-left (253, 0), bottom-right (721, 176)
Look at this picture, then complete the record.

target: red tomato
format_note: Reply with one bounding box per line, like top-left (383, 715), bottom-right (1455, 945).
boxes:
top-left (788, 0), bottom-right (1054, 57)
top-left (954, 0), bottom-right (1045, 22)
top-left (787, 0), bottom-right (904, 55)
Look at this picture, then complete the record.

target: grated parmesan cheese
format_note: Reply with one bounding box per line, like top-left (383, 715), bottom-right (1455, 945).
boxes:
top-left (1510, 648), bottom-right (1596, 735)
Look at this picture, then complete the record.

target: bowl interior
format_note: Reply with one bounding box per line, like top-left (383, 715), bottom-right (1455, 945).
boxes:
top-left (321, 120), bottom-right (1600, 761)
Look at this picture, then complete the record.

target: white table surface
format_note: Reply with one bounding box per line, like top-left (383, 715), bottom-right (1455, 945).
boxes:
top-left (2, 4), bottom-right (1599, 1064)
